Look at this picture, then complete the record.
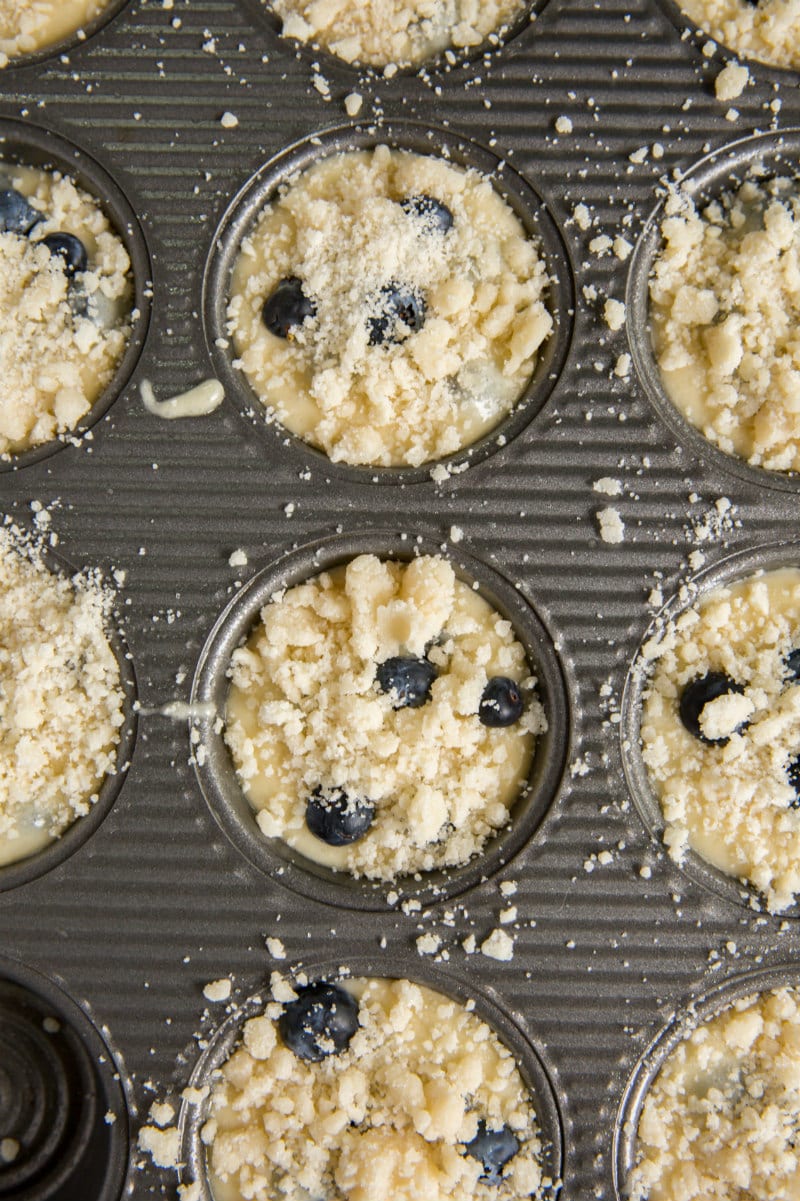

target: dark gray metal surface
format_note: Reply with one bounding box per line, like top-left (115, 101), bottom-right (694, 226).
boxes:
top-left (0, 1), bottom-right (799, 1198)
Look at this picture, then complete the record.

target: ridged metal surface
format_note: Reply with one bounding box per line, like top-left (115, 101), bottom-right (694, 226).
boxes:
top-left (1, 0), bottom-right (800, 1198)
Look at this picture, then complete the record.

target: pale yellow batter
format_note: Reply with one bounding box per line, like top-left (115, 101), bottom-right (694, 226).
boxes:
top-left (679, 0), bottom-right (800, 72)
top-left (650, 176), bottom-right (800, 473)
top-left (204, 976), bottom-right (547, 1201)
top-left (640, 566), bottom-right (800, 913)
top-left (224, 553), bottom-right (545, 880)
top-left (0, 162), bottom-right (132, 456)
top-left (0, 525), bottom-right (125, 867)
top-left (227, 145), bottom-right (553, 468)
top-left (0, 0), bottom-right (112, 66)
top-left (629, 987), bottom-right (800, 1201)
top-left (269, 0), bottom-right (527, 68)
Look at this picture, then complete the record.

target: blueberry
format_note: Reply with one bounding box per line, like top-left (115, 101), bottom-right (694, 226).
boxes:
top-left (368, 283), bottom-right (426, 346)
top-left (787, 754), bottom-right (800, 810)
top-left (278, 981), bottom-right (359, 1062)
top-left (376, 656), bottom-right (437, 709)
top-left (262, 276), bottom-right (316, 339)
top-left (785, 649), bottom-right (800, 682)
top-left (305, 785), bottom-right (374, 846)
top-left (40, 232), bottom-right (88, 279)
top-left (464, 1119), bottom-right (520, 1184)
top-left (478, 677), bottom-right (525, 728)
top-left (0, 187), bottom-right (43, 235)
top-left (679, 671), bottom-right (747, 746)
top-left (399, 194), bottom-right (454, 234)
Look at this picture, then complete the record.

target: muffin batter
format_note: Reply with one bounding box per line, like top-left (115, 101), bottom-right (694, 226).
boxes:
top-left (0, 0), bottom-right (112, 66)
top-left (639, 566), bottom-right (800, 913)
top-left (0, 525), bottom-right (125, 867)
top-left (227, 145), bottom-right (553, 467)
top-left (629, 986), bottom-right (800, 1201)
top-left (0, 162), bottom-right (132, 456)
top-left (224, 553), bottom-right (545, 880)
top-left (678, 1), bottom-right (800, 73)
top-left (268, 0), bottom-right (527, 68)
top-left (203, 976), bottom-right (548, 1201)
top-left (650, 175), bottom-right (800, 473)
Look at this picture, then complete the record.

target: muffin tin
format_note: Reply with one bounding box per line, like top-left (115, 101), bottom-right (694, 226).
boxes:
top-left (3, 1), bottom-right (800, 1198)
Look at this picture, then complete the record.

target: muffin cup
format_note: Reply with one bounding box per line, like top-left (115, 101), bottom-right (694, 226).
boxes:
top-left (202, 120), bottom-right (574, 484)
top-left (191, 529), bottom-right (570, 910)
top-left (0, 536), bottom-right (138, 893)
top-left (614, 960), bottom-right (800, 1201)
top-left (0, 955), bottom-right (129, 1201)
top-left (626, 127), bottom-right (800, 494)
top-left (179, 955), bottom-right (564, 1201)
top-left (653, 0), bottom-right (800, 81)
top-left (0, 0), bottom-right (131, 72)
top-left (620, 539), bottom-right (800, 916)
top-left (236, 0), bottom-right (552, 77)
top-left (0, 116), bottom-right (151, 471)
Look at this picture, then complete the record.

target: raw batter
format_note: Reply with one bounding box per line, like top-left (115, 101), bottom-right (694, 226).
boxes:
top-left (650, 175), bottom-right (800, 473)
top-left (227, 144), bottom-right (553, 467)
top-left (678, 1), bottom-right (800, 73)
top-left (268, 0), bottom-right (527, 68)
top-left (0, 162), bottom-right (132, 455)
top-left (224, 553), bottom-right (545, 880)
top-left (629, 986), bottom-right (800, 1201)
top-left (0, 0), bottom-right (112, 66)
top-left (0, 524), bottom-right (125, 867)
top-left (203, 975), bottom-right (548, 1201)
top-left (639, 566), bottom-right (800, 914)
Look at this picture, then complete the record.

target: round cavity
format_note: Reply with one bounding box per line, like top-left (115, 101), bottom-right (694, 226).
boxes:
top-left (627, 127), bottom-right (800, 493)
top-left (0, 116), bottom-right (151, 471)
top-left (239, 0), bottom-right (549, 74)
top-left (0, 535), bottom-right (138, 893)
top-left (654, 0), bottom-right (800, 78)
top-left (191, 530), bottom-right (569, 911)
top-left (203, 121), bottom-right (573, 482)
top-left (0, 0), bottom-right (130, 70)
top-left (179, 960), bottom-right (563, 1201)
top-left (0, 955), bottom-right (128, 1201)
top-left (621, 540), bottom-right (800, 916)
top-left (614, 962), bottom-right (800, 1201)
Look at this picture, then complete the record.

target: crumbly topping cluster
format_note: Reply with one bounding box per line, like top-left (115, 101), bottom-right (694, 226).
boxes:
top-left (225, 554), bottom-right (544, 880)
top-left (228, 146), bottom-right (552, 467)
top-left (640, 567), bottom-right (800, 913)
top-left (269, 0), bottom-right (526, 68)
top-left (205, 977), bottom-right (546, 1201)
top-left (651, 176), bottom-right (800, 472)
top-left (630, 987), bottom-right (800, 1201)
top-left (0, 525), bottom-right (125, 865)
top-left (680, 0), bottom-right (800, 72)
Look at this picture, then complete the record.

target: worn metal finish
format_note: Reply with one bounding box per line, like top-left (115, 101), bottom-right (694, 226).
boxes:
top-left (0, 1), bottom-right (799, 1198)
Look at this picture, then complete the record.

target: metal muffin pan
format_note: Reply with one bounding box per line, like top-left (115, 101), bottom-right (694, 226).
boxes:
top-left (2, 1), bottom-right (800, 1198)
